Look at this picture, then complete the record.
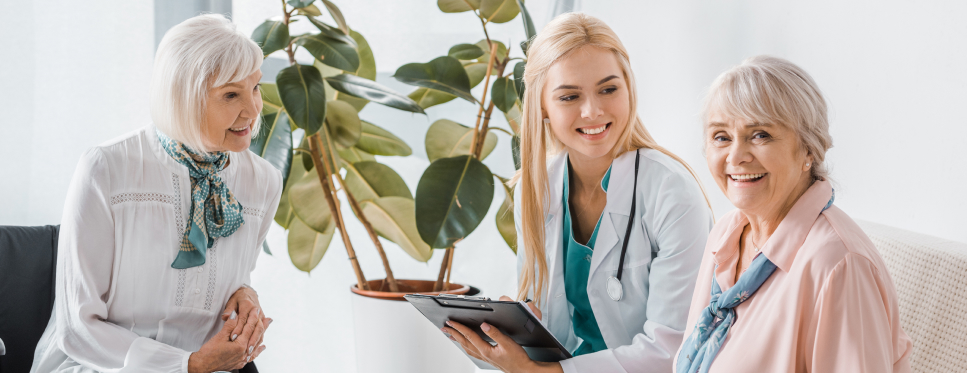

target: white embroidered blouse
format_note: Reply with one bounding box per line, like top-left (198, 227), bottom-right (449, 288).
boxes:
top-left (30, 126), bottom-right (283, 373)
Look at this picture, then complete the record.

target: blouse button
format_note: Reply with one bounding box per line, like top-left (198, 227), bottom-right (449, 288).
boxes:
top-left (195, 288), bottom-right (201, 294)
top-left (197, 267), bottom-right (204, 273)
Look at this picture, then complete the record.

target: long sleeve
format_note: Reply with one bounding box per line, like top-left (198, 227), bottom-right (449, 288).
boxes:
top-left (52, 148), bottom-right (191, 373)
top-left (806, 253), bottom-right (911, 373)
top-left (562, 165), bottom-right (713, 373)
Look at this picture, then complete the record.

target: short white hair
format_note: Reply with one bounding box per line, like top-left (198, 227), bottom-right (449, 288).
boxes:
top-left (703, 55), bottom-right (834, 180)
top-left (151, 14), bottom-right (263, 153)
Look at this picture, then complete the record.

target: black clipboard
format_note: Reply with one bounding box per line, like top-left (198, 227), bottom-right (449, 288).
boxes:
top-left (404, 294), bottom-right (572, 368)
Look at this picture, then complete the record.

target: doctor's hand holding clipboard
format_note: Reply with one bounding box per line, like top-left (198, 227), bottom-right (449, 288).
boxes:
top-left (442, 297), bottom-right (560, 373)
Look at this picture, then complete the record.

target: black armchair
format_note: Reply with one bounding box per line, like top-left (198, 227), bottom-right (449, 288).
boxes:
top-left (0, 225), bottom-right (59, 373)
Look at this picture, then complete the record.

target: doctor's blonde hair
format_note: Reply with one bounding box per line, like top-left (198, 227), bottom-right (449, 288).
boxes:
top-left (513, 13), bottom-right (710, 305)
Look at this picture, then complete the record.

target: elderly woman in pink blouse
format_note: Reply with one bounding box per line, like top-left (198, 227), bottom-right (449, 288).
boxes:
top-left (673, 56), bottom-right (913, 373)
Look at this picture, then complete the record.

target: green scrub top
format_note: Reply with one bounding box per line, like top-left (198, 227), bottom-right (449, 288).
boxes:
top-left (562, 159), bottom-right (612, 356)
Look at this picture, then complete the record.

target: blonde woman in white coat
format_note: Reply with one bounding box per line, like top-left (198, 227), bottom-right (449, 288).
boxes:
top-left (444, 13), bottom-right (713, 373)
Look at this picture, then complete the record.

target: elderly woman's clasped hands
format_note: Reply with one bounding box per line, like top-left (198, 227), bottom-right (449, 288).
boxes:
top-left (189, 287), bottom-right (271, 373)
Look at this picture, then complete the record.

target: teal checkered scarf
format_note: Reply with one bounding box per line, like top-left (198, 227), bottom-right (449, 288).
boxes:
top-left (157, 129), bottom-right (245, 269)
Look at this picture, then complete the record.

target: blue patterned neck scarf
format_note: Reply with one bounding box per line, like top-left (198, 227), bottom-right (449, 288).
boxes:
top-left (157, 129), bottom-right (244, 269)
top-left (676, 190), bottom-right (834, 373)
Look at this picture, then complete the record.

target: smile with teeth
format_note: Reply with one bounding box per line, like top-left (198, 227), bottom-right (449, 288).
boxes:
top-left (730, 173), bottom-right (766, 181)
top-left (578, 123), bottom-right (610, 135)
top-left (228, 125), bottom-right (249, 132)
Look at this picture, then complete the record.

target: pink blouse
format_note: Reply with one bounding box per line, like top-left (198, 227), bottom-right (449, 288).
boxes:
top-left (674, 180), bottom-right (912, 372)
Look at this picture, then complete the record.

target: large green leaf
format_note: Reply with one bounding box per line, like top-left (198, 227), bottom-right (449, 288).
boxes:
top-left (475, 40), bottom-right (508, 68)
top-left (252, 20), bottom-right (290, 57)
top-left (504, 101), bottom-right (522, 134)
top-left (295, 33), bottom-right (360, 72)
top-left (394, 56), bottom-right (476, 103)
top-left (347, 31), bottom-right (376, 80)
top-left (480, 0), bottom-right (521, 24)
top-left (416, 155), bottom-right (495, 248)
top-left (287, 0), bottom-right (315, 9)
top-left (296, 3), bottom-right (322, 17)
top-left (338, 146), bottom-right (376, 163)
top-left (320, 0), bottom-right (350, 34)
top-left (250, 110), bottom-right (293, 188)
top-left (288, 164), bottom-right (334, 233)
top-left (325, 100), bottom-right (361, 147)
top-left (406, 60), bottom-right (488, 109)
top-left (425, 119), bottom-right (498, 162)
top-left (515, 0), bottom-right (536, 53)
top-left (495, 175), bottom-right (517, 253)
top-left (260, 82), bottom-right (283, 116)
top-left (491, 76), bottom-right (518, 113)
top-left (277, 64), bottom-right (326, 135)
top-left (515, 0), bottom-right (536, 40)
top-left (337, 31), bottom-right (376, 111)
top-left (438, 0), bottom-right (480, 13)
top-left (360, 197), bottom-right (433, 262)
top-left (511, 134), bottom-right (521, 170)
top-left (288, 215), bottom-right (335, 272)
top-left (326, 74), bottom-right (425, 114)
top-left (513, 61), bottom-right (526, 101)
top-left (305, 16), bottom-right (356, 47)
top-left (275, 153), bottom-right (311, 229)
top-left (355, 121), bottom-right (411, 156)
top-left (344, 161), bottom-right (412, 202)
top-left (449, 44), bottom-right (485, 60)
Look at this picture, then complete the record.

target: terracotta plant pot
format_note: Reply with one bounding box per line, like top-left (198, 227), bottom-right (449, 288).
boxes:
top-left (350, 278), bottom-right (478, 373)
top-left (349, 278), bottom-right (470, 301)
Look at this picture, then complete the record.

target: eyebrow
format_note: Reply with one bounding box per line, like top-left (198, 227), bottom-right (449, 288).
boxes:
top-left (708, 121), bottom-right (774, 128)
top-left (552, 75), bottom-right (620, 91)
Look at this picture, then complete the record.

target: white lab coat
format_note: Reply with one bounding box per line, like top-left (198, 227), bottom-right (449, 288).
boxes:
top-left (516, 149), bottom-right (712, 373)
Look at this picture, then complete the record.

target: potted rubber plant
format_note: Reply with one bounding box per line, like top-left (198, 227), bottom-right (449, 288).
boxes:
top-left (248, 0), bottom-right (535, 372)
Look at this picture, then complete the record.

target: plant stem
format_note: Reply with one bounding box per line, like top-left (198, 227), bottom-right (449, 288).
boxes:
top-left (476, 10), bottom-right (492, 46)
top-left (469, 42), bottom-right (499, 158)
top-left (444, 247), bottom-right (455, 291)
top-left (488, 127), bottom-right (514, 137)
top-left (282, 1), bottom-right (296, 65)
top-left (473, 60), bottom-right (508, 159)
top-left (320, 126), bottom-right (400, 293)
top-left (433, 248), bottom-right (452, 292)
top-left (308, 132), bottom-right (369, 291)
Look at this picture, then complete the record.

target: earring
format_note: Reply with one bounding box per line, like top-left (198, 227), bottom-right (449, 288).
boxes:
top-left (543, 118), bottom-right (550, 125)
top-left (806, 163), bottom-right (811, 167)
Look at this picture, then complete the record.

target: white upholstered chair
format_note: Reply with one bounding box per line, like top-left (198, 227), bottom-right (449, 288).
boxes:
top-left (858, 221), bottom-right (967, 373)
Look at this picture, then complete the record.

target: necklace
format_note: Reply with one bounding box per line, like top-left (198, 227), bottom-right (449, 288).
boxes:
top-left (750, 234), bottom-right (761, 253)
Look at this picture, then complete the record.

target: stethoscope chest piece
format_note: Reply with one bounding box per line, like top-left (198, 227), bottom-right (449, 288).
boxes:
top-left (607, 276), bottom-right (623, 301)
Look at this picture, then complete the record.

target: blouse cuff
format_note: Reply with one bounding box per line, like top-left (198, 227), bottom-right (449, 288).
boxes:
top-left (122, 337), bottom-right (192, 373)
top-left (182, 351), bottom-right (192, 373)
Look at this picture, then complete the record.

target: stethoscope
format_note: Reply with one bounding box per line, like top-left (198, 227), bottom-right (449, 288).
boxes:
top-left (606, 151), bottom-right (639, 302)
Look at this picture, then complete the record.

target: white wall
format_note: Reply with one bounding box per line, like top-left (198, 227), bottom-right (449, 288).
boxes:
top-left (581, 1), bottom-right (967, 244)
top-left (0, 0), bottom-right (156, 226)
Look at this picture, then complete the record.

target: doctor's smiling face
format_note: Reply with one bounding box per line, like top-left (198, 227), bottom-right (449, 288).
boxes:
top-left (705, 110), bottom-right (814, 219)
top-left (542, 45), bottom-right (630, 161)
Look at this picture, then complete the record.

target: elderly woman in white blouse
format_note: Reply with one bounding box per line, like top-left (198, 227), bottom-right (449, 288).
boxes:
top-left (31, 14), bottom-right (282, 373)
